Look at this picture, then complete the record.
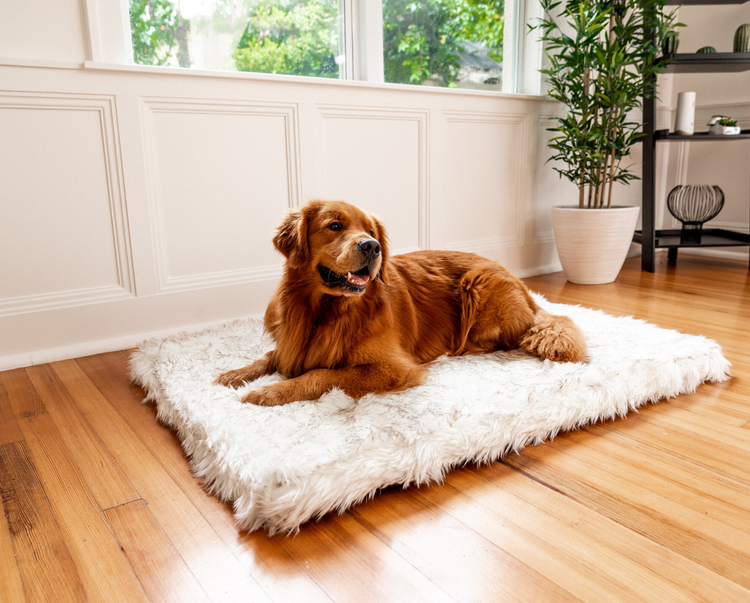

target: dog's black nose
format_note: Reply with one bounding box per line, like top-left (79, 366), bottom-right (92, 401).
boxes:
top-left (358, 238), bottom-right (381, 257)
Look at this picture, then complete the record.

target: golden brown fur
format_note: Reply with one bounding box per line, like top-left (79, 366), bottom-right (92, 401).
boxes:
top-left (216, 200), bottom-right (587, 405)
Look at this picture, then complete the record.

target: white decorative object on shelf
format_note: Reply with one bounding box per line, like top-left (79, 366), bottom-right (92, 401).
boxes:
top-left (707, 115), bottom-right (741, 135)
top-left (674, 91), bottom-right (696, 135)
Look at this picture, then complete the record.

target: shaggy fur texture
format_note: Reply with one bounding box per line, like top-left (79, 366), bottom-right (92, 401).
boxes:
top-left (130, 295), bottom-right (730, 535)
top-left (214, 201), bottom-right (586, 406)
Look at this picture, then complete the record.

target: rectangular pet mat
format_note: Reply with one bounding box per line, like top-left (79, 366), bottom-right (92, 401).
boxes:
top-left (130, 294), bottom-right (730, 534)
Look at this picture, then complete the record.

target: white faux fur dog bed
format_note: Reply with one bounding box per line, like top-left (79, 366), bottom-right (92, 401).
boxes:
top-left (130, 294), bottom-right (730, 534)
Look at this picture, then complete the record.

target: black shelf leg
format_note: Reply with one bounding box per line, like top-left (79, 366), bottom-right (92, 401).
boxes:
top-left (668, 247), bottom-right (678, 261)
top-left (641, 88), bottom-right (657, 272)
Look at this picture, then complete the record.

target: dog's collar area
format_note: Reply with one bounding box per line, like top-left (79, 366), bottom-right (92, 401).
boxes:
top-left (317, 264), bottom-right (371, 293)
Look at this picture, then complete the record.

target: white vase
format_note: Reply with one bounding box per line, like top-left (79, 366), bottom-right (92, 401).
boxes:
top-left (551, 206), bottom-right (641, 285)
top-left (674, 92), bottom-right (696, 135)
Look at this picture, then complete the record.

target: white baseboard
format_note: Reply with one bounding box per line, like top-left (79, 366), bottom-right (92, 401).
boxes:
top-left (0, 313), bottom-right (263, 372)
top-left (515, 261), bottom-right (564, 279)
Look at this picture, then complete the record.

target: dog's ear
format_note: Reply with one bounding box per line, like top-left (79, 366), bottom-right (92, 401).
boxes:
top-left (372, 215), bottom-right (389, 284)
top-left (273, 206), bottom-right (310, 267)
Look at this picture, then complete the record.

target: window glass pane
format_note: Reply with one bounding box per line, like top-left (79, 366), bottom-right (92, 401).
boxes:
top-left (129, 0), bottom-right (346, 78)
top-left (382, 0), bottom-right (504, 90)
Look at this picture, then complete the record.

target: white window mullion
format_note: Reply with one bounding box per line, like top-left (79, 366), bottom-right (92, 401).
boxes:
top-left (354, 0), bottom-right (384, 83)
top-left (340, 0), bottom-right (356, 79)
top-left (83, 0), bottom-right (133, 65)
top-left (519, 0), bottom-right (544, 96)
top-left (502, 0), bottom-right (521, 94)
top-left (342, 0), bottom-right (385, 83)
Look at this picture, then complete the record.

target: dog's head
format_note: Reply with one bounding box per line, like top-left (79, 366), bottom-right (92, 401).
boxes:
top-left (273, 200), bottom-right (389, 296)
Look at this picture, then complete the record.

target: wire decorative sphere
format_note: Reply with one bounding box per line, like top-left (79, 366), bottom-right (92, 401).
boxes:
top-left (667, 185), bottom-right (724, 242)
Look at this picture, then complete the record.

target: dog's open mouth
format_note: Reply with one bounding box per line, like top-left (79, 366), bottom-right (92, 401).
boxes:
top-left (318, 264), bottom-right (371, 293)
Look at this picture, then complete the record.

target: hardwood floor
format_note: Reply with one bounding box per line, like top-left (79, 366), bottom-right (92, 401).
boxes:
top-left (1, 253), bottom-right (749, 602)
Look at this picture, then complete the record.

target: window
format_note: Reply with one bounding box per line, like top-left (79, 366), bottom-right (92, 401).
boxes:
top-left (127, 0), bottom-right (517, 92)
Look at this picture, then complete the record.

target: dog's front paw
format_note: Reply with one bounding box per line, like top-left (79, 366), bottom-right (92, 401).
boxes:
top-left (241, 386), bottom-right (289, 407)
top-left (214, 368), bottom-right (251, 388)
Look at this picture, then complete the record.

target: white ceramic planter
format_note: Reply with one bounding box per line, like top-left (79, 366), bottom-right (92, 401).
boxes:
top-left (551, 205), bottom-right (640, 285)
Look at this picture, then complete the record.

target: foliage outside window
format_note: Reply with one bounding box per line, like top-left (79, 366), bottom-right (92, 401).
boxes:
top-left (130, 0), bottom-right (342, 77)
top-left (233, 2), bottom-right (341, 77)
top-left (383, 0), bottom-right (505, 89)
top-left (129, 0), bottom-right (506, 90)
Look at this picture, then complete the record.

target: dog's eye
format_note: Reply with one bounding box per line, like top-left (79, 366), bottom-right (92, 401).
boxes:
top-left (328, 222), bottom-right (342, 231)
top-left (369, 230), bottom-right (374, 237)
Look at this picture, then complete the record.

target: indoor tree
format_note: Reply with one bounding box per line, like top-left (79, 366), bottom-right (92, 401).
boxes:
top-left (532, 0), bottom-right (681, 208)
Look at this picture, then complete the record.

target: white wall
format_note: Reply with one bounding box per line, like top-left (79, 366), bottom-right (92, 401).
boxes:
top-left (0, 0), bottom-right (588, 369)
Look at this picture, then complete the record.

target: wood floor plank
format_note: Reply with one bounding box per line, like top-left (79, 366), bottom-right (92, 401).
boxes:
top-left (234, 531), bottom-right (335, 603)
top-left (76, 351), bottom-right (334, 603)
top-left (0, 441), bottom-right (85, 603)
top-left (54, 358), bottom-right (216, 541)
top-left (582, 421), bottom-right (750, 514)
top-left (51, 359), bottom-right (273, 603)
top-left (17, 414), bottom-right (147, 602)
top-left (526, 437), bottom-right (750, 555)
top-left (640, 406), bottom-right (750, 450)
top-left (433, 470), bottom-right (702, 603)
top-left (2, 368), bottom-right (45, 419)
top-left (504, 449), bottom-right (750, 590)
top-left (554, 423), bottom-right (750, 516)
top-left (350, 485), bottom-right (581, 603)
top-left (172, 517), bottom-right (273, 603)
top-left (280, 512), bottom-right (456, 603)
top-left (659, 390), bottom-right (750, 426)
top-left (0, 495), bottom-right (26, 603)
top-left (105, 500), bottom-right (210, 603)
top-left (469, 462), bottom-right (750, 603)
top-left (25, 363), bottom-right (140, 510)
top-left (618, 412), bottom-right (750, 482)
top-left (2, 369), bottom-right (148, 603)
top-left (0, 377), bottom-right (23, 446)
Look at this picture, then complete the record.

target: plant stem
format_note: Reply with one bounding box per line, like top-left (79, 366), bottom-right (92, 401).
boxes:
top-left (588, 107), bottom-right (599, 209)
top-left (601, 11), bottom-right (617, 209)
top-left (579, 67), bottom-right (591, 209)
top-left (606, 106), bottom-right (620, 208)
top-left (606, 148), bottom-right (616, 208)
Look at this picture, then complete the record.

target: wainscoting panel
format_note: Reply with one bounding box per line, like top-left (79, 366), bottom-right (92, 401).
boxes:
top-left (315, 105), bottom-right (429, 253)
top-left (440, 111), bottom-right (528, 253)
top-left (141, 99), bottom-right (300, 292)
top-left (0, 92), bottom-right (134, 316)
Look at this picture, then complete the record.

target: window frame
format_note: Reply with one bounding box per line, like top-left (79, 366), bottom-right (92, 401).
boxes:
top-left (84, 0), bottom-right (541, 95)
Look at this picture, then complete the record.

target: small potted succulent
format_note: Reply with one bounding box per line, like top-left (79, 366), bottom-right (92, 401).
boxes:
top-left (708, 116), bottom-right (741, 135)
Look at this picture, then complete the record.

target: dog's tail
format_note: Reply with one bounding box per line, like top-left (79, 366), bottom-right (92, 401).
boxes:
top-left (520, 308), bottom-right (587, 363)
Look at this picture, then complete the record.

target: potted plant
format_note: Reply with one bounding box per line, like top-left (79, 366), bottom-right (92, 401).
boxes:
top-left (532, 0), bottom-right (681, 284)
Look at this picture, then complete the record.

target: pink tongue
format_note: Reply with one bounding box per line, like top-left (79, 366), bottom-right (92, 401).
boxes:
top-left (347, 273), bottom-right (370, 285)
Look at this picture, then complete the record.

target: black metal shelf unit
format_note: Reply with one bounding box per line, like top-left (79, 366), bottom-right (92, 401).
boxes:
top-left (638, 42), bottom-right (750, 271)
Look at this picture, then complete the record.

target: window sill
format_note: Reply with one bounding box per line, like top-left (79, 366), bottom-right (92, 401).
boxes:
top-left (0, 55), bottom-right (546, 101)
top-left (79, 60), bottom-right (544, 101)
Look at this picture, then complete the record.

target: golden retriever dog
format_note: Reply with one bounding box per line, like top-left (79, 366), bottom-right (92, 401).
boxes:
top-left (216, 200), bottom-right (586, 406)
